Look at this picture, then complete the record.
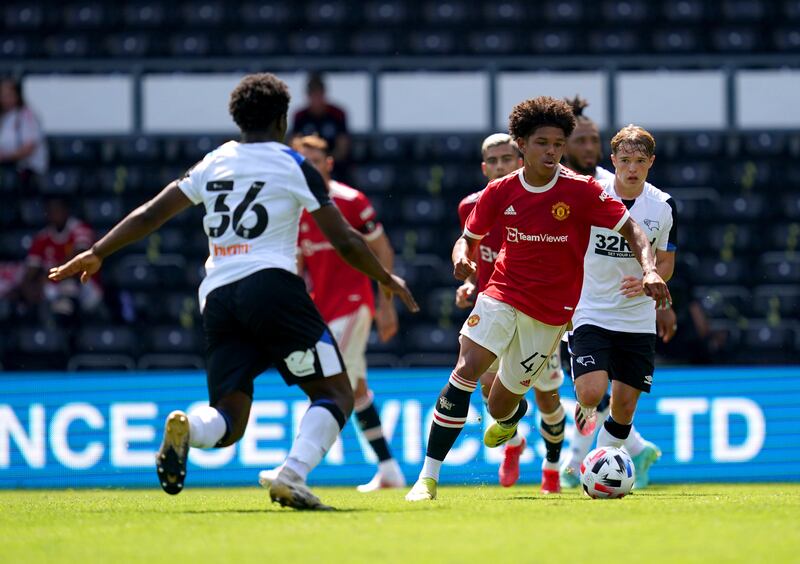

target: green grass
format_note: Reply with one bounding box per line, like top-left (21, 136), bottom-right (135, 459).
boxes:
top-left (1, 484), bottom-right (798, 563)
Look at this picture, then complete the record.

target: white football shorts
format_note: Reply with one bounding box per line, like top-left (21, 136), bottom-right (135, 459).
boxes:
top-left (461, 293), bottom-right (566, 395)
top-left (328, 304), bottom-right (372, 387)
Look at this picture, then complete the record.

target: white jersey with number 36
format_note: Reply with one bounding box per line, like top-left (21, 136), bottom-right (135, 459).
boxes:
top-left (177, 140), bottom-right (330, 311)
top-left (572, 179), bottom-right (677, 334)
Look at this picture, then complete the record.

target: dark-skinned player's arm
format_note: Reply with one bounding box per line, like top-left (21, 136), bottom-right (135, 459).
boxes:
top-left (49, 181), bottom-right (192, 284)
top-left (311, 204), bottom-right (418, 314)
top-left (617, 217), bottom-right (672, 309)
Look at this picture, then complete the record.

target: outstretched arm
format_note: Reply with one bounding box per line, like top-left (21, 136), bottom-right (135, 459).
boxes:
top-left (367, 231), bottom-right (399, 342)
top-left (311, 204), bottom-right (418, 313)
top-left (49, 182), bottom-right (192, 283)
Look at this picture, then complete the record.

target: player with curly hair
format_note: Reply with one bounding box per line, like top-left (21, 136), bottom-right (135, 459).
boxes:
top-left (48, 73), bottom-right (419, 510)
top-left (406, 96), bottom-right (670, 502)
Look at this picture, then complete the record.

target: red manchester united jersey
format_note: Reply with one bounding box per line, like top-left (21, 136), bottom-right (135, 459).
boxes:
top-left (464, 165), bottom-right (629, 326)
top-left (27, 217), bottom-right (94, 271)
top-left (458, 190), bottom-right (503, 294)
top-left (299, 180), bottom-right (382, 322)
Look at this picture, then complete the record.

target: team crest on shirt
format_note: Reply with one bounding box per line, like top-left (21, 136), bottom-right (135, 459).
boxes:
top-left (551, 202), bottom-right (570, 221)
top-left (467, 314), bottom-right (480, 327)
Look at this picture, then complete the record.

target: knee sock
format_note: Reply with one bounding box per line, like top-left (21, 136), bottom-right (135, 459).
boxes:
top-left (539, 403), bottom-right (566, 468)
top-left (597, 415), bottom-right (632, 449)
top-left (495, 398), bottom-right (528, 429)
top-left (623, 425), bottom-right (647, 456)
top-left (187, 405), bottom-right (229, 448)
top-left (285, 399), bottom-right (347, 482)
top-left (355, 391), bottom-right (393, 463)
top-left (421, 372), bottom-right (476, 481)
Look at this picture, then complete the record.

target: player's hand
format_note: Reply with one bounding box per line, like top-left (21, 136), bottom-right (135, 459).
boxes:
top-left (620, 275), bottom-right (645, 299)
top-left (642, 270), bottom-right (672, 310)
top-left (48, 249), bottom-right (102, 284)
top-left (455, 281), bottom-right (476, 309)
top-left (380, 274), bottom-right (419, 313)
top-left (453, 257), bottom-right (476, 281)
top-left (656, 307), bottom-right (677, 343)
top-left (374, 301), bottom-right (399, 343)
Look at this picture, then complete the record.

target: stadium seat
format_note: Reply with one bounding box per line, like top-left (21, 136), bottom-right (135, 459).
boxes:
top-left (290, 31), bottom-right (342, 55)
top-left (401, 197), bottom-right (447, 224)
top-left (122, 2), bottom-right (169, 28)
top-left (708, 224), bottom-right (758, 254)
top-left (350, 31), bottom-right (398, 55)
top-left (4, 4), bottom-right (46, 30)
top-left (106, 33), bottom-right (155, 57)
top-left (45, 34), bottom-right (90, 58)
top-left (652, 28), bottom-right (702, 52)
top-left (662, 0), bottom-right (706, 22)
top-left (138, 354), bottom-right (204, 370)
top-left (83, 198), bottom-right (124, 228)
top-left (181, 1), bottom-right (226, 27)
top-left (768, 223), bottom-right (800, 252)
top-left (238, 2), bottom-right (297, 27)
top-left (782, 193), bottom-right (800, 220)
top-left (715, 195), bottom-right (766, 222)
top-left (0, 35), bottom-right (37, 58)
top-left (468, 31), bottom-right (518, 55)
top-left (602, 0), bottom-right (652, 22)
top-left (19, 199), bottom-right (46, 227)
top-left (680, 132), bottom-right (726, 157)
top-left (588, 30), bottom-right (642, 53)
top-left (742, 132), bottom-right (788, 156)
top-left (752, 285), bottom-right (800, 318)
top-left (145, 326), bottom-right (202, 355)
top-left (409, 31), bottom-right (457, 55)
top-left (694, 258), bottom-right (748, 285)
top-left (0, 230), bottom-right (32, 260)
top-left (530, 30), bottom-right (580, 54)
top-left (543, 0), bottom-right (587, 24)
top-left (115, 137), bottom-right (162, 162)
top-left (370, 135), bottom-right (410, 161)
top-left (694, 285), bottom-right (751, 319)
top-left (351, 164), bottom-right (396, 194)
top-left (67, 354), bottom-right (137, 371)
top-left (170, 33), bottom-right (213, 57)
top-left (482, 1), bottom-right (526, 23)
top-left (773, 27), bottom-right (800, 51)
top-left (62, 3), bottom-right (111, 29)
top-left (422, 1), bottom-right (471, 25)
top-left (226, 32), bottom-right (280, 56)
top-left (363, 1), bottom-right (408, 24)
top-left (405, 323), bottom-right (459, 353)
top-left (306, 1), bottom-right (353, 25)
top-left (743, 321), bottom-right (797, 351)
top-left (76, 326), bottom-right (138, 355)
top-left (50, 138), bottom-right (99, 165)
top-left (665, 162), bottom-right (714, 186)
top-left (6, 327), bottom-right (69, 370)
top-left (721, 0), bottom-right (766, 22)
top-left (712, 27), bottom-right (760, 52)
top-left (758, 253), bottom-right (800, 284)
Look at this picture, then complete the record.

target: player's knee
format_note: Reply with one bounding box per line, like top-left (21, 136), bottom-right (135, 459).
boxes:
top-left (534, 388), bottom-right (561, 413)
top-left (574, 374), bottom-right (607, 407)
top-left (214, 409), bottom-right (248, 447)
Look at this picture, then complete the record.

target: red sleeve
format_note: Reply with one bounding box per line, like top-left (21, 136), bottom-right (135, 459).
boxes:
top-left (457, 195), bottom-right (477, 230)
top-left (71, 222), bottom-right (95, 251)
top-left (464, 182), bottom-right (502, 239)
top-left (584, 178), bottom-right (630, 231)
top-left (344, 192), bottom-right (381, 239)
top-left (26, 235), bottom-right (45, 267)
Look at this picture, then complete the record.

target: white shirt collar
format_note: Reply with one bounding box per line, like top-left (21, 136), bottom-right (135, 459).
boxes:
top-left (518, 165), bottom-right (560, 193)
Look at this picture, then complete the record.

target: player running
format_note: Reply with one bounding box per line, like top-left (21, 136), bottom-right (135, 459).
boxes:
top-left (456, 133), bottom-right (567, 494)
top-left (569, 125), bottom-right (676, 483)
top-left (406, 96), bottom-right (669, 502)
top-left (559, 97), bottom-right (666, 490)
top-left (258, 134), bottom-right (405, 493)
top-left (48, 73), bottom-right (418, 510)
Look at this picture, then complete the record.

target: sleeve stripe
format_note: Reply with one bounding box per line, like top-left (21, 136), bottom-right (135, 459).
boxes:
top-left (612, 209), bottom-right (630, 232)
top-left (363, 225), bottom-right (384, 241)
top-left (463, 227), bottom-right (485, 240)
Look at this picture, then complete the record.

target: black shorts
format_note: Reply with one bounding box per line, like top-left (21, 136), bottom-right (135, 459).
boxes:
top-left (202, 268), bottom-right (344, 404)
top-left (568, 324), bottom-right (656, 393)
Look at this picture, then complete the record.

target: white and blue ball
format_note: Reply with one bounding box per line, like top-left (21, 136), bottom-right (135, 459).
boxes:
top-left (580, 446), bottom-right (635, 499)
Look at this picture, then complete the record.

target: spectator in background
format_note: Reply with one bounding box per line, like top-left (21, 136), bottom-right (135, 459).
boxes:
top-left (291, 72), bottom-right (350, 180)
top-left (0, 77), bottom-right (48, 193)
top-left (13, 197), bottom-right (102, 326)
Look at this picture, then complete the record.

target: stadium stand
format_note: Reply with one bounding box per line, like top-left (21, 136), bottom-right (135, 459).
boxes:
top-left (1, 0), bottom-right (797, 369)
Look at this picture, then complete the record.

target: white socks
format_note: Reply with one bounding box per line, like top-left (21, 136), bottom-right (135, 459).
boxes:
top-left (285, 406), bottom-right (341, 482)
top-left (507, 432), bottom-right (524, 447)
top-left (623, 426), bottom-right (646, 456)
top-left (420, 457), bottom-right (443, 482)
top-left (187, 405), bottom-right (227, 448)
top-left (597, 422), bottom-right (625, 449)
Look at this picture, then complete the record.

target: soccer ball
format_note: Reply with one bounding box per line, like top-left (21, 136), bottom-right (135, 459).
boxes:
top-left (580, 447), bottom-right (635, 499)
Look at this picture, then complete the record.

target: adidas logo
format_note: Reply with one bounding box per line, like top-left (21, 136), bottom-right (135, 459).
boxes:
top-left (504, 205), bottom-right (517, 215)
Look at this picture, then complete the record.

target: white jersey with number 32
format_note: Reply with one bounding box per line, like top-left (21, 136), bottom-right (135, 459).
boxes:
top-left (572, 179), bottom-right (677, 334)
top-left (177, 140), bottom-right (329, 311)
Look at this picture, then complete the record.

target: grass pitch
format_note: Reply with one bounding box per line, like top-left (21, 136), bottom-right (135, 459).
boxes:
top-left (1, 484), bottom-right (798, 563)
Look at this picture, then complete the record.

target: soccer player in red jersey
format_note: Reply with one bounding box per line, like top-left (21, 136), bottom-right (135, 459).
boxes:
top-left (406, 96), bottom-right (670, 501)
top-left (456, 133), bottom-right (567, 493)
top-left (258, 134), bottom-right (405, 492)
